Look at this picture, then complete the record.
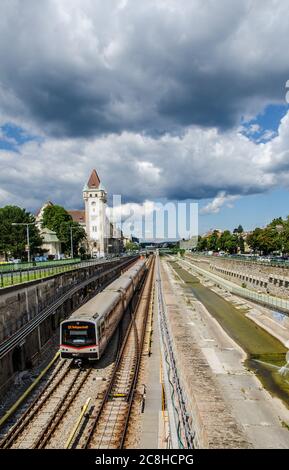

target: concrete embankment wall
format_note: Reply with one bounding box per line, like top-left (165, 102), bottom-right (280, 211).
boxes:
top-left (0, 263), bottom-right (101, 343)
top-left (0, 260), bottom-right (123, 395)
top-left (160, 261), bottom-right (250, 449)
top-left (188, 255), bottom-right (289, 298)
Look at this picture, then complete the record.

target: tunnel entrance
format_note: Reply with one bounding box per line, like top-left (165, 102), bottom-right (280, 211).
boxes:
top-left (12, 345), bottom-right (23, 372)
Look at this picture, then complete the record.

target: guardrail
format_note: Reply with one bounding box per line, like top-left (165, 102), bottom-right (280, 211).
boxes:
top-left (182, 258), bottom-right (289, 315)
top-left (0, 256), bottom-right (130, 289)
top-left (0, 257), bottom-right (136, 360)
top-left (190, 253), bottom-right (289, 269)
top-left (156, 256), bottom-right (195, 449)
top-left (0, 258), bottom-right (81, 272)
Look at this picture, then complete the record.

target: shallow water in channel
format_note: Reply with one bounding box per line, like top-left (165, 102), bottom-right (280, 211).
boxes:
top-left (170, 261), bottom-right (289, 409)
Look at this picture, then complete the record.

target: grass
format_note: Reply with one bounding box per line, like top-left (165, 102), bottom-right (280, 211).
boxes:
top-left (0, 258), bottom-right (81, 273)
top-left (0, 261), bottom-right (84, 288)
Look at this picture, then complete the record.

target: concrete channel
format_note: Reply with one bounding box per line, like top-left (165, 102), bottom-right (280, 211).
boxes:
top-left (170, 259), bottom-right (289, 410)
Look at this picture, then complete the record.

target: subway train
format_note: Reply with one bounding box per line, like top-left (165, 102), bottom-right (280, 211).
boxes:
top-left (59, 259), bottom-right (146, 361)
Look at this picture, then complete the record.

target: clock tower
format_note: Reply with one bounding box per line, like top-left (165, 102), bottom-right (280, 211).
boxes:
top-left (83, 169), bottom-right (107, 257)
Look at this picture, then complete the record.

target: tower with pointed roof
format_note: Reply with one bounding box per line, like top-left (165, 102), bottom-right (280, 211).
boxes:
top-left (83, 169), bottom-right (108, 257)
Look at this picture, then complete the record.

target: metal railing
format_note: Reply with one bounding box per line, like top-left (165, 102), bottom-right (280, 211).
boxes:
top-left (0, 257), bottom-right (137, 359)
top-left (190, 252), bottom-right (289, 269)
top-left (183, 258), bottom-right (289, 315)
top-left (156, 255), bottom-right (195, 449)
top-left (0, 256), bottom-right (129, 289)
top-left (0, 258), bottom-right (82, 272)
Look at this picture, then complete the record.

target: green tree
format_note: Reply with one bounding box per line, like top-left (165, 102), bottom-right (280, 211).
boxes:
top-left (233, 225), bottom-right (244, 234)
top-left (247, 226), bottom-right (281, 255)
top-left (268, 217), bottom-right (284, 228)
top-left (217, 230), bottom-right (239, 254)
top-left (257, 226), bottom-right (281, 254)
top-left (42, 205), bottom-right (72, 231)
top-left (125, 241), bottom-right (139, 252)
top-left (42, 205), bottom-right (86, 255)
top-left (60, 221), bottom-right (87, 256)
top-left (246, 228), bottom-right (263, 253)
top-left (226, 233), bottom-right (239, 254)
top-left (197, 235), bottom-right (207, 251)
top-left (217, 230), bottom-right (232, 251)
top-left (0, 206), bottom-right (43, 260)
top-left (207, 230), bottom-right (219, 251)
top-left (238, 235), bottom-right (245, 253)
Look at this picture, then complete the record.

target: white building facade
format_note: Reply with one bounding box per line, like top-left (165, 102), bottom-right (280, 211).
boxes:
top-left (83, 169), bottom-right (109, 258)
top-left (36, 170), bottom-right (123, 258)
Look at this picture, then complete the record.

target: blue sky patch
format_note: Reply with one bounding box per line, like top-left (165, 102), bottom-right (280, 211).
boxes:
top-left (0, 123), bottom-right (42, 152)
top-left (241, 103), bottom-right (289, 143)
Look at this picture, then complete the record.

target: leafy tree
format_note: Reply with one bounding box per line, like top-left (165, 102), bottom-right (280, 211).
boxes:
top-left (233, 225), bottom-right (244, 234)
top-left (42, 205), bottom-right (86, 255)
top-left (257, 226), bottom-right (281, 255)
top-left (196, 235), bottom-right (207, 251)
top-left (217, 230), bottom-right (232, 251)
top-left (268, 217), bottom-right (284, 228)
top-left (217, 230), bottom-right (239, 254)
top-left (0, 205), bottom-right (43, 260)
top-left (238, 235), bottom-right (245, 253)
top-left (246, 228), bottom-right (263, 253)
top-left (125, 241), bottom-right (139, 252)
top-left (207, 230), bottom-right (219, 251)
top-left (60, 221), bottom-right (87, 256)
top-left (42, 205), bottom-right (72, 231)
top-left (247, 226), bottom-right (281, 255)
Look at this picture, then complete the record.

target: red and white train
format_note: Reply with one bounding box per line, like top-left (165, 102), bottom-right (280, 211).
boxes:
top-left (60, 259), bottom-right (146, 360)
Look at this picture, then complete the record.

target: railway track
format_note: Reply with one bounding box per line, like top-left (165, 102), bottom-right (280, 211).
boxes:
top-left (82, 256), bottom-right (155, 449)
top-left (0, 256), bottom-right (155, 449)
top-left (0, 358), bottom-right (74, 448)
top-left (0, 358), bottom-right (117, 449)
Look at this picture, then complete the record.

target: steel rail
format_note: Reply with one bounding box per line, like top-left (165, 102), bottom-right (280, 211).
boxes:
top-left (82, 257), bottom-right (154, 449)
top-left (0, 361), bottom-right (74, 449)
top-left (119, 256), bottom-right (155, 448)
top-left (33, 368), bottom-right (92, 449)
top-left (0, 257), bottom-right (136, 360)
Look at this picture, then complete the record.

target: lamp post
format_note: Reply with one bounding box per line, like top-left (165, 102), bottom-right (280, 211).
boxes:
top-left (12, 222), bottom-right (34, 263)
top-left (69, 225), bottom-right (78, 259)
top-left (70, 226), bottom-right (74, 259)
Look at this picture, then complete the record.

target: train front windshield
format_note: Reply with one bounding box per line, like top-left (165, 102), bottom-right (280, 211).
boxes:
top-left (61, 321), bottom-right (96, 347)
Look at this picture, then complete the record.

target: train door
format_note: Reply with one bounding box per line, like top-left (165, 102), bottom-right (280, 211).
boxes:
top-left (98, 318), bottom-right (107, 354)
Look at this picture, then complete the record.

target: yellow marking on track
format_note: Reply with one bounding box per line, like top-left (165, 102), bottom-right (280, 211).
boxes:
top-left (65, 397), bottom-right (91, 449)
top-left (0, 352), bottom-right (60, 428)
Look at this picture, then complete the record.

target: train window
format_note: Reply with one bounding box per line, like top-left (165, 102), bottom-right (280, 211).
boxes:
top-left (61, 322), bottom-right (96, 346)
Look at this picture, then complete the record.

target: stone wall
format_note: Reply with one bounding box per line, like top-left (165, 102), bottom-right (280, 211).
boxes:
top-left (0, 258), bottom-right (131, 395)
top-left (0, 263), bottom-right (101, 343)
top-left (187, 255), bottom-right (289, 298)
top-left (160, 260), bottom-right (250, 448)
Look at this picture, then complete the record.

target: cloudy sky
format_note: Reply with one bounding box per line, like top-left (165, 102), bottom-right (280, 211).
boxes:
top-left (1, 0), bottom-right (289, 235)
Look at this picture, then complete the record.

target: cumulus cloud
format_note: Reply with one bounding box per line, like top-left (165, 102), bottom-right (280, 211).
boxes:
top-left (1, 112), bottom-right (289, 213)
top-left (0, 0), bottom-right (289, 137)
top-left (1, 0), bottom-right (289, 217)
top-left (200, 192), bottom-right (240, 214)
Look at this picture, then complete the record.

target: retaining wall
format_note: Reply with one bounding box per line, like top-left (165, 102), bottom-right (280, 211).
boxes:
top-left (188, 255), bottom-right (289, 298)
top-left (160, 261), bottom-right (250, 448)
